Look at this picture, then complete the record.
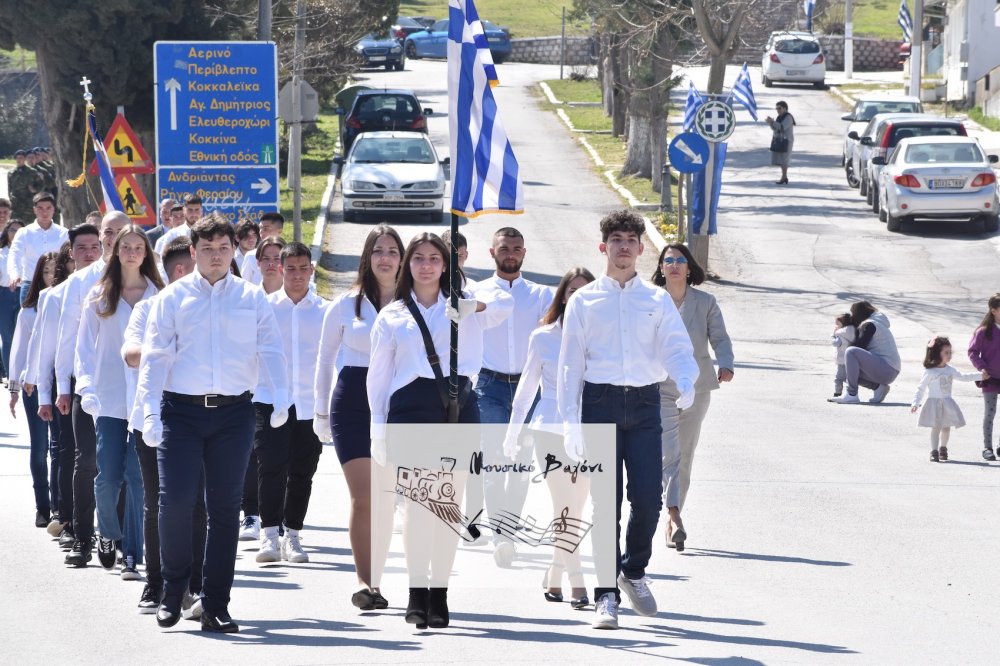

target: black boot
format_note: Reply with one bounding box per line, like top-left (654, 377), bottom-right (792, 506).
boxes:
top-left (428, 587), bottom-right (449, 628)
top-left (405, 588), bottom-right (429, 629)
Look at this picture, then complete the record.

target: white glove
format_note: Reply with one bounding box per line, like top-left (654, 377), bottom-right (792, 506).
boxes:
top-left (80, 393), bottom-right (102, 417)
top-left (142, 413), bottom-right (163, 448)
top-left (676, 378), bottom-right (695, 411)
top-left (445, 298), bottom-right (478, 323)
top-left (563, 424), bottom-right (585, 463)
top-left (313, 414), bottom-right (332, 442)
top-left (270, 403), bottom-right (289, 428)
top-left (371, 437), bottom-right (387, 466)
top-left (503, 429), bottom-right (521, 460)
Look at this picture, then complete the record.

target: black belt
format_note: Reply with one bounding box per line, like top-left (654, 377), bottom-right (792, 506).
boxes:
top-left (481, 368), bottom-right (521, 383)
top-left (163, 391), bottom-right (252, 408)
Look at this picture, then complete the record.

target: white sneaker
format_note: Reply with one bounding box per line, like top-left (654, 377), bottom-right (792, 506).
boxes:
top-left (239, 515), bottom-right (260, 541)
top-left (618, 572), bottom-right (657, 617)
top-left (870, 384), bottom-right (890, 403)
top-left (493, 541), bottom-right (516, 568)
top-left (831, 393), bottom-right (860, 404)
top-left (592, 593), bottom-right (619, 629)
top-left (281, 534), bottom-right (309, 563)
top-left (256, 533), bottom-right (281, 563)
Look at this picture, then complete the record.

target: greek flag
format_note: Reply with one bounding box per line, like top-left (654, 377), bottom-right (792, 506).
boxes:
top-left (898, 0), bottom-right (913, 43)
top-left (87, 108), bottom-right (124, 212)
top-left (804, 0), bottom-right (815, 31)
top-left (682, 81), bottom-right (704, 133)
top-left (448, 0), bottom-right (523, 218)
top-left (727, 63), bottom-right (758, 121)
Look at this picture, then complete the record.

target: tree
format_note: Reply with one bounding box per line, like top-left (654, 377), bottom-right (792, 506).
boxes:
top-left (692, 0), bottom-right (751, 94)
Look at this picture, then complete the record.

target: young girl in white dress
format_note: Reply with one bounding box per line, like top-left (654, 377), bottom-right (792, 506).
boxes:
top-left (911, 335), bottom-right (983, 462)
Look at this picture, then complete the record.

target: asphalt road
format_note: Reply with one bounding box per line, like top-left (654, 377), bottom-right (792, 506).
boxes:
top-left (1, 60), bottom-right (999, 664)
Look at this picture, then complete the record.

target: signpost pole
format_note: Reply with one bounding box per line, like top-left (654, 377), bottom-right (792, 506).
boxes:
top-left (290, 0), bottom-right (305, 242)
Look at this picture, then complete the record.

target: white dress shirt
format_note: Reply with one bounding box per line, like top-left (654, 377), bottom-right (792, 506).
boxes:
top-left (240, 253), bottom-right (262, 284)
top-left (76, 280), bottom-right (159, 420)
top-left (8, 305), bottom-right (38, 391)
top-left (154, 223), bottom-right (190, 255)
top-left (507, 322), bottom-right (563, 439)
top-left (255, 289), bottom-right (327, 418)
top-left (55, 259), bottom-right (106, 395)
top-left (0, 247), bottom-right (11, 287)
top-left (367, 289), bottom-right (513, 438)
top-left (122, 297), bottom-right (154, 433)
top-left (34, 281), bottom-right (70, 406)
top-left (137, 270), bottom-right (288, 420)
top-left (7, 222), bottom-right (68, 283)
top-left (22, 287), bottom-right (51, 388)
top-left (314, 291), bottom-right (377, 417)
top-left (557, 274), bottom-right (699, 425)
top-left (476, 275), bottom-right (553, 375)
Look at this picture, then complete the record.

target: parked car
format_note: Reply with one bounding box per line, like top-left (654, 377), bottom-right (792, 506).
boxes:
top-left (391, 17), bottom-right (434, 42)
top-left (336, 131), bottom-right (449, 223)
top-left (338, 90), bottom-right (433, 155)
top-left (857, 115), bottom-right (968, 216)
top-left (841, 95), bottom-right (922, 186)
top-left (873, 136), bottom-right (999, 232)
top-left (355, 33), bottom-right (405, 70)
top-left (761, 31), bottom-right (826, 88)
top-left (403, 19), bottom-right (512, 63)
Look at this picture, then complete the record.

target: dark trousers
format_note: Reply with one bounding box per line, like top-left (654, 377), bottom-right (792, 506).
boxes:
top-left (157, 397), bottom-right (254, 614)
top-left (387, 377), bottom-right (479, 424)
top-left (71, 392), bottom-right (98, 540)
top-left (253, 403), bottom-right (322, 531)
top-left (582, 382), bottom-right (663, 604)
top-left (57, 404), bottom-right (75, 529)
top-left (0, 285), bottom-right (20, 378)
top-left (241, 448), bottom-right (259, 517)
top-left (135, 429), bottom-right (206, 591)
top-left (22, 387), bottom-right (55, 512)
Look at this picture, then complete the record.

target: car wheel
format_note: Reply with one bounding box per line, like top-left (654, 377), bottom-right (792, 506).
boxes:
top-left (878, 192), bottom-right (888, 222)
top-left (813, 80), bottom-right (826, 90)
top-left (343, 209), bottom-right (356, 223)
top-left (840, 152), bottom-right (845, 168)
top-left (384, 63), bottom-right (393, 71)
top-left (886, 211), bottom-right (903, 232)
top-left (983, 213), bottom-right (1000, 232)
top-left (845, 164), bottom-right (860, 188)
top-left (394, 59), bottom-right (405, 71)
top-left (405, 41), bottom-right (419, 59)
top-left (871, 190), bottom-right (880, 215)
top-left (762, 75), bottom-right (772, 87)
top-left (860, 175), bottom-right (868, 198)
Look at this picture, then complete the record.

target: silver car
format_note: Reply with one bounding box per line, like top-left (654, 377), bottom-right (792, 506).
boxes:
top-left (841, 95), bottom-right (922, 187)
top-left (873, 136), bottom-right (999, 232)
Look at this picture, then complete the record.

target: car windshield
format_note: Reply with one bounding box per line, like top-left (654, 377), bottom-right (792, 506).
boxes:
top-left (856, 101), bottom-right (921, 120)
top-left (431, 20), bottom-right (448, 32)
top-left (905, 143), bottom-right (983, 164)
top-left (355, 95), bottom-right (419, 120)
top-left (482, 21), bottom-right (502, 32)
top-left (775, 39), bottom-right (820, 54)
top-left (351, 138), bottom-right (435, 164)
top-left (890, 126), bottom-right (961, 145)
top-left (395, 17), bottom-right (420, 27)
top-left (362, 33), bottom-right (392, 41)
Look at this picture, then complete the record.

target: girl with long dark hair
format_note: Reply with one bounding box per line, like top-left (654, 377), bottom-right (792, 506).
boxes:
top-left (968, 294), bottom-right (1000, 461)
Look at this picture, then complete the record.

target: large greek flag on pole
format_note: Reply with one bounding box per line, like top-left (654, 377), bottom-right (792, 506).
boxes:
top-left (448, 0), bottom-right (523, 218)
top-left (87, 108), bottom-right (124, 212)
top-left (727, 63), bottom-right (758, 121)
top-left (898, 0), bottom-right (913, 43)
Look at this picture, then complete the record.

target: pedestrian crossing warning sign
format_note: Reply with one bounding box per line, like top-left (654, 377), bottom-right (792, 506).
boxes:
top-left (99, 174), bottom-right (156, 226)
top-left (88, 113), bottom-right (154, 175)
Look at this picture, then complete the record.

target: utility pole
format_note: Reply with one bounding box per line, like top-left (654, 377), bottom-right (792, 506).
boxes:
top-left (290, 0), bottom-right (305, 242)
top-left (909, 0), bottom-right (923, 99)
top-left (258, 0), bottom-right (272, 41)
top-left (559, 6), bottom-right (566, 80)
top-left (845, 0), bottom-right (854, 80)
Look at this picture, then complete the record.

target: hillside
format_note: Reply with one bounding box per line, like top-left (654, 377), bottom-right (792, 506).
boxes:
top-left (398, 0), bottom-right (589, 37)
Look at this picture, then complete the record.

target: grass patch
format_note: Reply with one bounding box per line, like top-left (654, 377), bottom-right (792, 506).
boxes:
top-left (563, 106), bottom-right (611, 132)
top-left (0, 47), bottom-right (37, 70)
top-left (584, 133), bottom-right (626, 166)
top-left (398, 0), bottom-right (589, 38)
top-left (279, 109), bottom-right (337, 244)
top-left (852, 0), bottom-right (904, 40)
top-left (969, 106), bottom-right (1000, 132)
top-left (545, 78), bottom-right (602, 104)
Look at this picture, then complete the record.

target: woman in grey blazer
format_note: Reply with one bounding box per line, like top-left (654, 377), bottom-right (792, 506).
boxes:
top-left (652, 244), bottom-right (734, 551)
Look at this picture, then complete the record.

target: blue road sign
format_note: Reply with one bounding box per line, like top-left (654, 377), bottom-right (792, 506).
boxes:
top-left (154, 41), bottom-right (279, 216)
top-left (668, 132), bottom-right (710, 174)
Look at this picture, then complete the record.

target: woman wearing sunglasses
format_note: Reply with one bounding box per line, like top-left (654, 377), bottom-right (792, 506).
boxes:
top-left (651, 244), bottom-right (734, 552)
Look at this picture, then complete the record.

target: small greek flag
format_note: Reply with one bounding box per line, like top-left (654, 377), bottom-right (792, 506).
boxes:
top-left (727, 63), bottom-right (758, 121)
top-left (898, 0), bottom-right (913, 43)
top-left (682, 81), bottom-right (704, 133)
top-left (447, 0), bottom-right (523, 218)
top-left (87, 108), bottom-right (124, 212)
top-left (804, 0), bottom-right (815, 31)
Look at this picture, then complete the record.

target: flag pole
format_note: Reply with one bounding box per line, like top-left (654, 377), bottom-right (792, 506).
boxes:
top-left (448, 211), bottom-right (460, 423)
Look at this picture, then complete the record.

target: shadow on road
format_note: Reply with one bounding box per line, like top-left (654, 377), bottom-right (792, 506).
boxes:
top-left (636, 623), bottom-right (857, 655)
top-left (681, 548), bottom-right (851, 567)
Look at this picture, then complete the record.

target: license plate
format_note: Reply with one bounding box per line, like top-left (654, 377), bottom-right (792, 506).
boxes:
top-left (929, 178), bottom-right (965, 189)
top-left (369, 56), bottom-right (385, 62)
top-left (384, 194), bottom-right (405, 201)
top-left (786, 69), bottom-right (806, 75)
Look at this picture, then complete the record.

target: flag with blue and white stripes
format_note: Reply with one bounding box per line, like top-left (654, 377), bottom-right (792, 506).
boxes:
top-left (898, 0), bottom-right (913, 43)
top-left (682, 81), bottom-right (704, 133)
top-left (448, 0), bottom-right (523, 218)
top-left (87, 107), bottom-right (124, 212)
top-left (727, 63), bottom-right (758, 121)
top-left (804, 0), bottom-right (815, 32)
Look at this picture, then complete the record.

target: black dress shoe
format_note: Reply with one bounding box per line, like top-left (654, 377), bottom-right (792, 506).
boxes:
top-left (201, 609), bottom-right (239, 633)
top-left (35, 510), bottom-right (50, 528)
top-left (427, 587), bottom-right (449, 628)
top-left (156, 603), bottom-right (182, 628)
top-left (405, 588), bottom-right (429, 629)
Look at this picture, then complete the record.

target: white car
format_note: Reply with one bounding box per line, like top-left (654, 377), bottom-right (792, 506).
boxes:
top-left (761, 31), bottom-right (825, 88)
top-left (841, 95), bottom-right (922, 186)
top-left (338, 131), bottom-right (448, 223)
top-left (874, 136), bottom-right (999, 232)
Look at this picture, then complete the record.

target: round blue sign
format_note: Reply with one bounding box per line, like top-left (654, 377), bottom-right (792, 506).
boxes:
top-left (668, 132), bottom-right (710, 174)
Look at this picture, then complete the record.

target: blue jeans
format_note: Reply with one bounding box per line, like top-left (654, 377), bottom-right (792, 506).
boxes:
top-left (0, 285), bottom-right (20, 378)
top-left (22, 388), bottom-right (53, 512)
top-left (18, 281), bottom-right (30, 307)
top-left (158, 397), bottom-right (255, 613)
top-left (582, 382), bottom-right (663, 604)
top-left (94, 416), bottom-right (143, 561)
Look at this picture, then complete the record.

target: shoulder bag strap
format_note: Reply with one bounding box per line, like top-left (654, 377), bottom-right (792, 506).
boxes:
top-left (405, 298), bottom-right (450, 410)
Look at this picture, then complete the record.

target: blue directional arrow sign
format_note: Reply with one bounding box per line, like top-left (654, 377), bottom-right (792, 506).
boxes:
top-left (154, 41), bottom-right (280, 218)
top-left (668, 132), bottom-right (710, 174)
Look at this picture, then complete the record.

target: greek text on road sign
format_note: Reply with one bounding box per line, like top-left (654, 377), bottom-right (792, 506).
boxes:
top-left (668, 132), bottom-right (710, 174)
top-left (695, 101), bottom-right (736, 143)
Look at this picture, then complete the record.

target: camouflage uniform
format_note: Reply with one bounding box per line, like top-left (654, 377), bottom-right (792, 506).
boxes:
top-left (7, 164), bottom-right (43, 222)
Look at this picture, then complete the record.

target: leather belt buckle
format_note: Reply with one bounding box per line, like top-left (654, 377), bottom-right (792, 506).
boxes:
top-left (204, 394), bottom-right (222, 408)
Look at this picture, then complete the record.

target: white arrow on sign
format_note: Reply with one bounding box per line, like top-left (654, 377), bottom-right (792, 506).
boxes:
top-left (250, 178), bottom-right (272, 195)
top-left (164, 78), bottom-right (181, 131)
top-left (675, 138), bottom-right (703, 165)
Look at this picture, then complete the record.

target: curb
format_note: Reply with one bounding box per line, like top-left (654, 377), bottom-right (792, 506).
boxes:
top-left (311, 159), bottom-right (338, 263)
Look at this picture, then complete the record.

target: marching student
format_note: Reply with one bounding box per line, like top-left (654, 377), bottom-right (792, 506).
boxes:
top-left (557, 210), bottom-right (698, 630)
top-left (7, 252), bottom-right (60, 527)
top-left (154, 194), bottom-right (203, 255)
top-left (368, 232), bottom-right (513, 629)
top-left (239, 212), bottom-right (284, 285)
top-left (7, 192), bottom-right (68, 304)
top-left (146, 198), bottom-right (176, 248)
top-left (258, 236), bottom-right (285, 295)
top-left (122, 237), bottom-right (205, 614)
top-left (76, 225), bottom-right (163, 579)
top-left (252, 242), bottom-right (326, 565)
top-left (137, 213), bottom-right (289, 633)
top-left (234, 219), bottom-right (260, 266)
top-left (315, 223), bottom-right (403, 610)
top-left (503, 267), bottom-right (594, 609)
top-left (55, 211), bottom-right (128, 567)
top-left (473, 227), bottom-right (553, 565)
